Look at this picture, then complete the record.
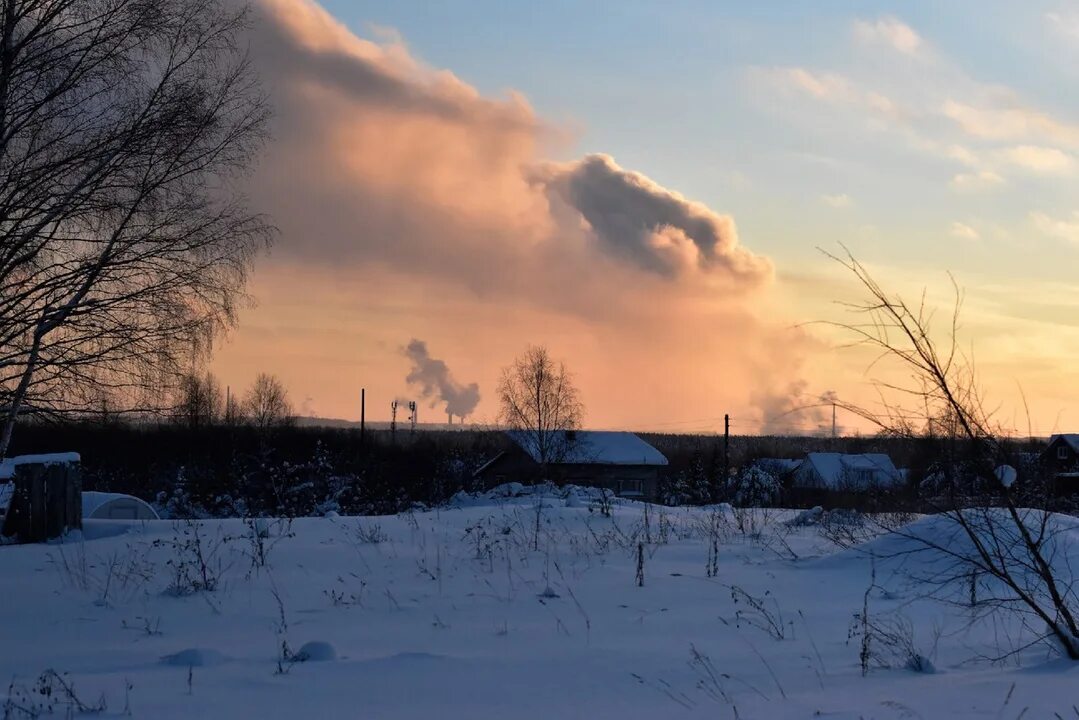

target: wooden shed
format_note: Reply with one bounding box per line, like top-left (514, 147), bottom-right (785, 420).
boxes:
top-left (0, 452), bottom-right (82, 543)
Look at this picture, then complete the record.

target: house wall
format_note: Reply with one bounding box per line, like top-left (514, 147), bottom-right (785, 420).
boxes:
top-left (786, 461), bottom-right (912, 509)
top-left (556, 464), bottom-right (660, 500)
top-left (474, 449), bottom-right (543, 487)
top-left (1042, 437), bottom-right (1079, 493)
top-left (791, 464), bottom-right (822, 490)
top-left (782, 485), bottom-right (917, 511)
top-left (474, 449), bottom-right (662, 501)
top-left (1044, 437), bottom-right (1079, 471)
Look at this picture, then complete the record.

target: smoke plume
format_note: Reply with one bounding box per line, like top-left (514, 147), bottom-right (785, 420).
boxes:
top-left (403, 339), bottom-right (481, 420)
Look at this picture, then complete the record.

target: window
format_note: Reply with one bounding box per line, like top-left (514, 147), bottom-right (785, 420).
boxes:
top-left (1059, 446), bottom-right (1071, 461)
top-left (618, 478), bottom-right (643, 497)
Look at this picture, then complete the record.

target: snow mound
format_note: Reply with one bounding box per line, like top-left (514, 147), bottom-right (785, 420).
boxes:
top-left (818, 510), bottom-right (1079, 589)
top-left (161, 648), bottom-right (225, 667)
top-left (995, 465), bottom-right (1017, 488)
top-left (80, 520), bottom-right (143, 540)
top-left (856, 511), bottom-right (1079, 558)
top-left (488, 482), bottom-right (525, 498)
top-left (906, 654), bottom-right (936, 674)
top-left (292, 641), bottom-right (336, 662)
top-left (787, 506), bottom-right (823, 527)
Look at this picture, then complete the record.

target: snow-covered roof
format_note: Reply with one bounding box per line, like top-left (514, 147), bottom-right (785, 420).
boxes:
top-left (506, 431), bottom-right (668, 466)
top-left (472, 451), bottom-right (507, 478)
top-left (795, 452), bottom-right (901, 490)
top-left (1049, 434), bottom-right (1079, 454)
top-left (752, 458), bottom-right (803, 474)
top-left (0, 452), bottom-right (80, 480)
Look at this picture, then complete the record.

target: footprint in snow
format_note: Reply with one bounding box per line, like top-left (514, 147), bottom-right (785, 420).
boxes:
top-left (161, 648), bottom-right (226, 667)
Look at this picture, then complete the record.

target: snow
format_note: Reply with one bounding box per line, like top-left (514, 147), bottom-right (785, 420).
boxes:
top-left (507, 430), bottom-right (668, 466)
top-left (0, 482), bottom-right (12, 514)
top-left (292, 641), bottom-right (337, 662)
top-left (162, 648), bottom-right (226, 667)
top-left (995, 465), bottom-right (1018, 488)
top-left (2, 490), bottom-right (1079, 717)
top-left (0, 451), bottom-right (80, 479)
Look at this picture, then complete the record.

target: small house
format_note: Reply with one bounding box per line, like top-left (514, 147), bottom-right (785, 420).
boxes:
top-left (474, 430), bottom-right (669, 500)
top-left (1041, 434), bottom-right (1079, 489)
top-left (789, 452), bottom-right (903, 505)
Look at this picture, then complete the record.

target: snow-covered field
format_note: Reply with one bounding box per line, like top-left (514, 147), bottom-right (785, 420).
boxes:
top-left (2, 487), bottom-right (1078, 719)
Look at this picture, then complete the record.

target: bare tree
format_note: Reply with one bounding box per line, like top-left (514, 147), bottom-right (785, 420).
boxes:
top-left (827, 248), bottom-right (1079, 659)
top-left (175, 371), bottom-right (223, 429)
top-left (497, 345), bottom-right (584, 477)
top-left (223, 385), bottom-right (245, 427)
top-left (244, 372), bottom-right (292, 430)
top-left (0, 0), bottom-right (272, 458)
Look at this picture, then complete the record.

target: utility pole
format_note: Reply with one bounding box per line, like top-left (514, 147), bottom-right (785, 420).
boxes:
top-left (832, 402), bottom-right (836, 440)
top-left (723, 414), bottom-right (730, 498)
top-left (360, 388), bottom-right (366, 446)
top-left (391, 400), bottom-right (398, 443)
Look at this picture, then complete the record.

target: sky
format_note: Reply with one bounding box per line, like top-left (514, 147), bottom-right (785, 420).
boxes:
top-left (211, 0), bottom-right (1079, 435)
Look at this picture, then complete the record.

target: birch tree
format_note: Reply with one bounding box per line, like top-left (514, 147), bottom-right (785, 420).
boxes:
top-left (0, 0), bottom-right (271, 457)
top-left (244, 372), bottom-right (292, 430)
top-left (497, 345), bottom-right (584, 477)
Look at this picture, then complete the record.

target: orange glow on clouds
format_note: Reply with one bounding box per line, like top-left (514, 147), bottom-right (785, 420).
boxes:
top-left (208, 0), bottom-right (1077, 436)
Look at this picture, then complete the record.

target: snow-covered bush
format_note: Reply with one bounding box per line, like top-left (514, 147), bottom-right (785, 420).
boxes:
top-left (732, 466), bottom-right (781, 507)
top-left (663, 456), bottom-right (712, 505)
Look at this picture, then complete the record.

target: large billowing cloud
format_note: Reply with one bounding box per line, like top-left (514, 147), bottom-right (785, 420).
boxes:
top-left (213, 0), bottom-right (810, 431)
top-left (245, 0), bottom-right (770, 296)
top-left (536, 154), bottom-right (772, 283)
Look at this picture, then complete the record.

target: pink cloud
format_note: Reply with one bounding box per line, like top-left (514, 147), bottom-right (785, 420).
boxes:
top-left (211, 0), bottom-right (817, 431)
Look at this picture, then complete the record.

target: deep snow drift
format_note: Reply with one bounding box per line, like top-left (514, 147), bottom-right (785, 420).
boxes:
top-left (2, 487), bottom-right (1079, 718)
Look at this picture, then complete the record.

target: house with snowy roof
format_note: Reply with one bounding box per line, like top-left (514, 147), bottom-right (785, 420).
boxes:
top-left (1041, 434), bottom-right (1079, 488)
top-left (791, 452), bottom-right (903, 493)
top-left (473, 430), bottom-right (668, 500)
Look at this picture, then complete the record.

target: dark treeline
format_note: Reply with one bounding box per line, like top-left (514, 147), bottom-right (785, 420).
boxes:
top-left (7, 421), bottom-right (1053, 517)
top-left (9, 422), bottom-right (505, 517)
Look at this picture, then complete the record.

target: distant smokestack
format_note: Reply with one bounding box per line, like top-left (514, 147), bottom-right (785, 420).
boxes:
top-left (402, 339), bottom-right (480, 421)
